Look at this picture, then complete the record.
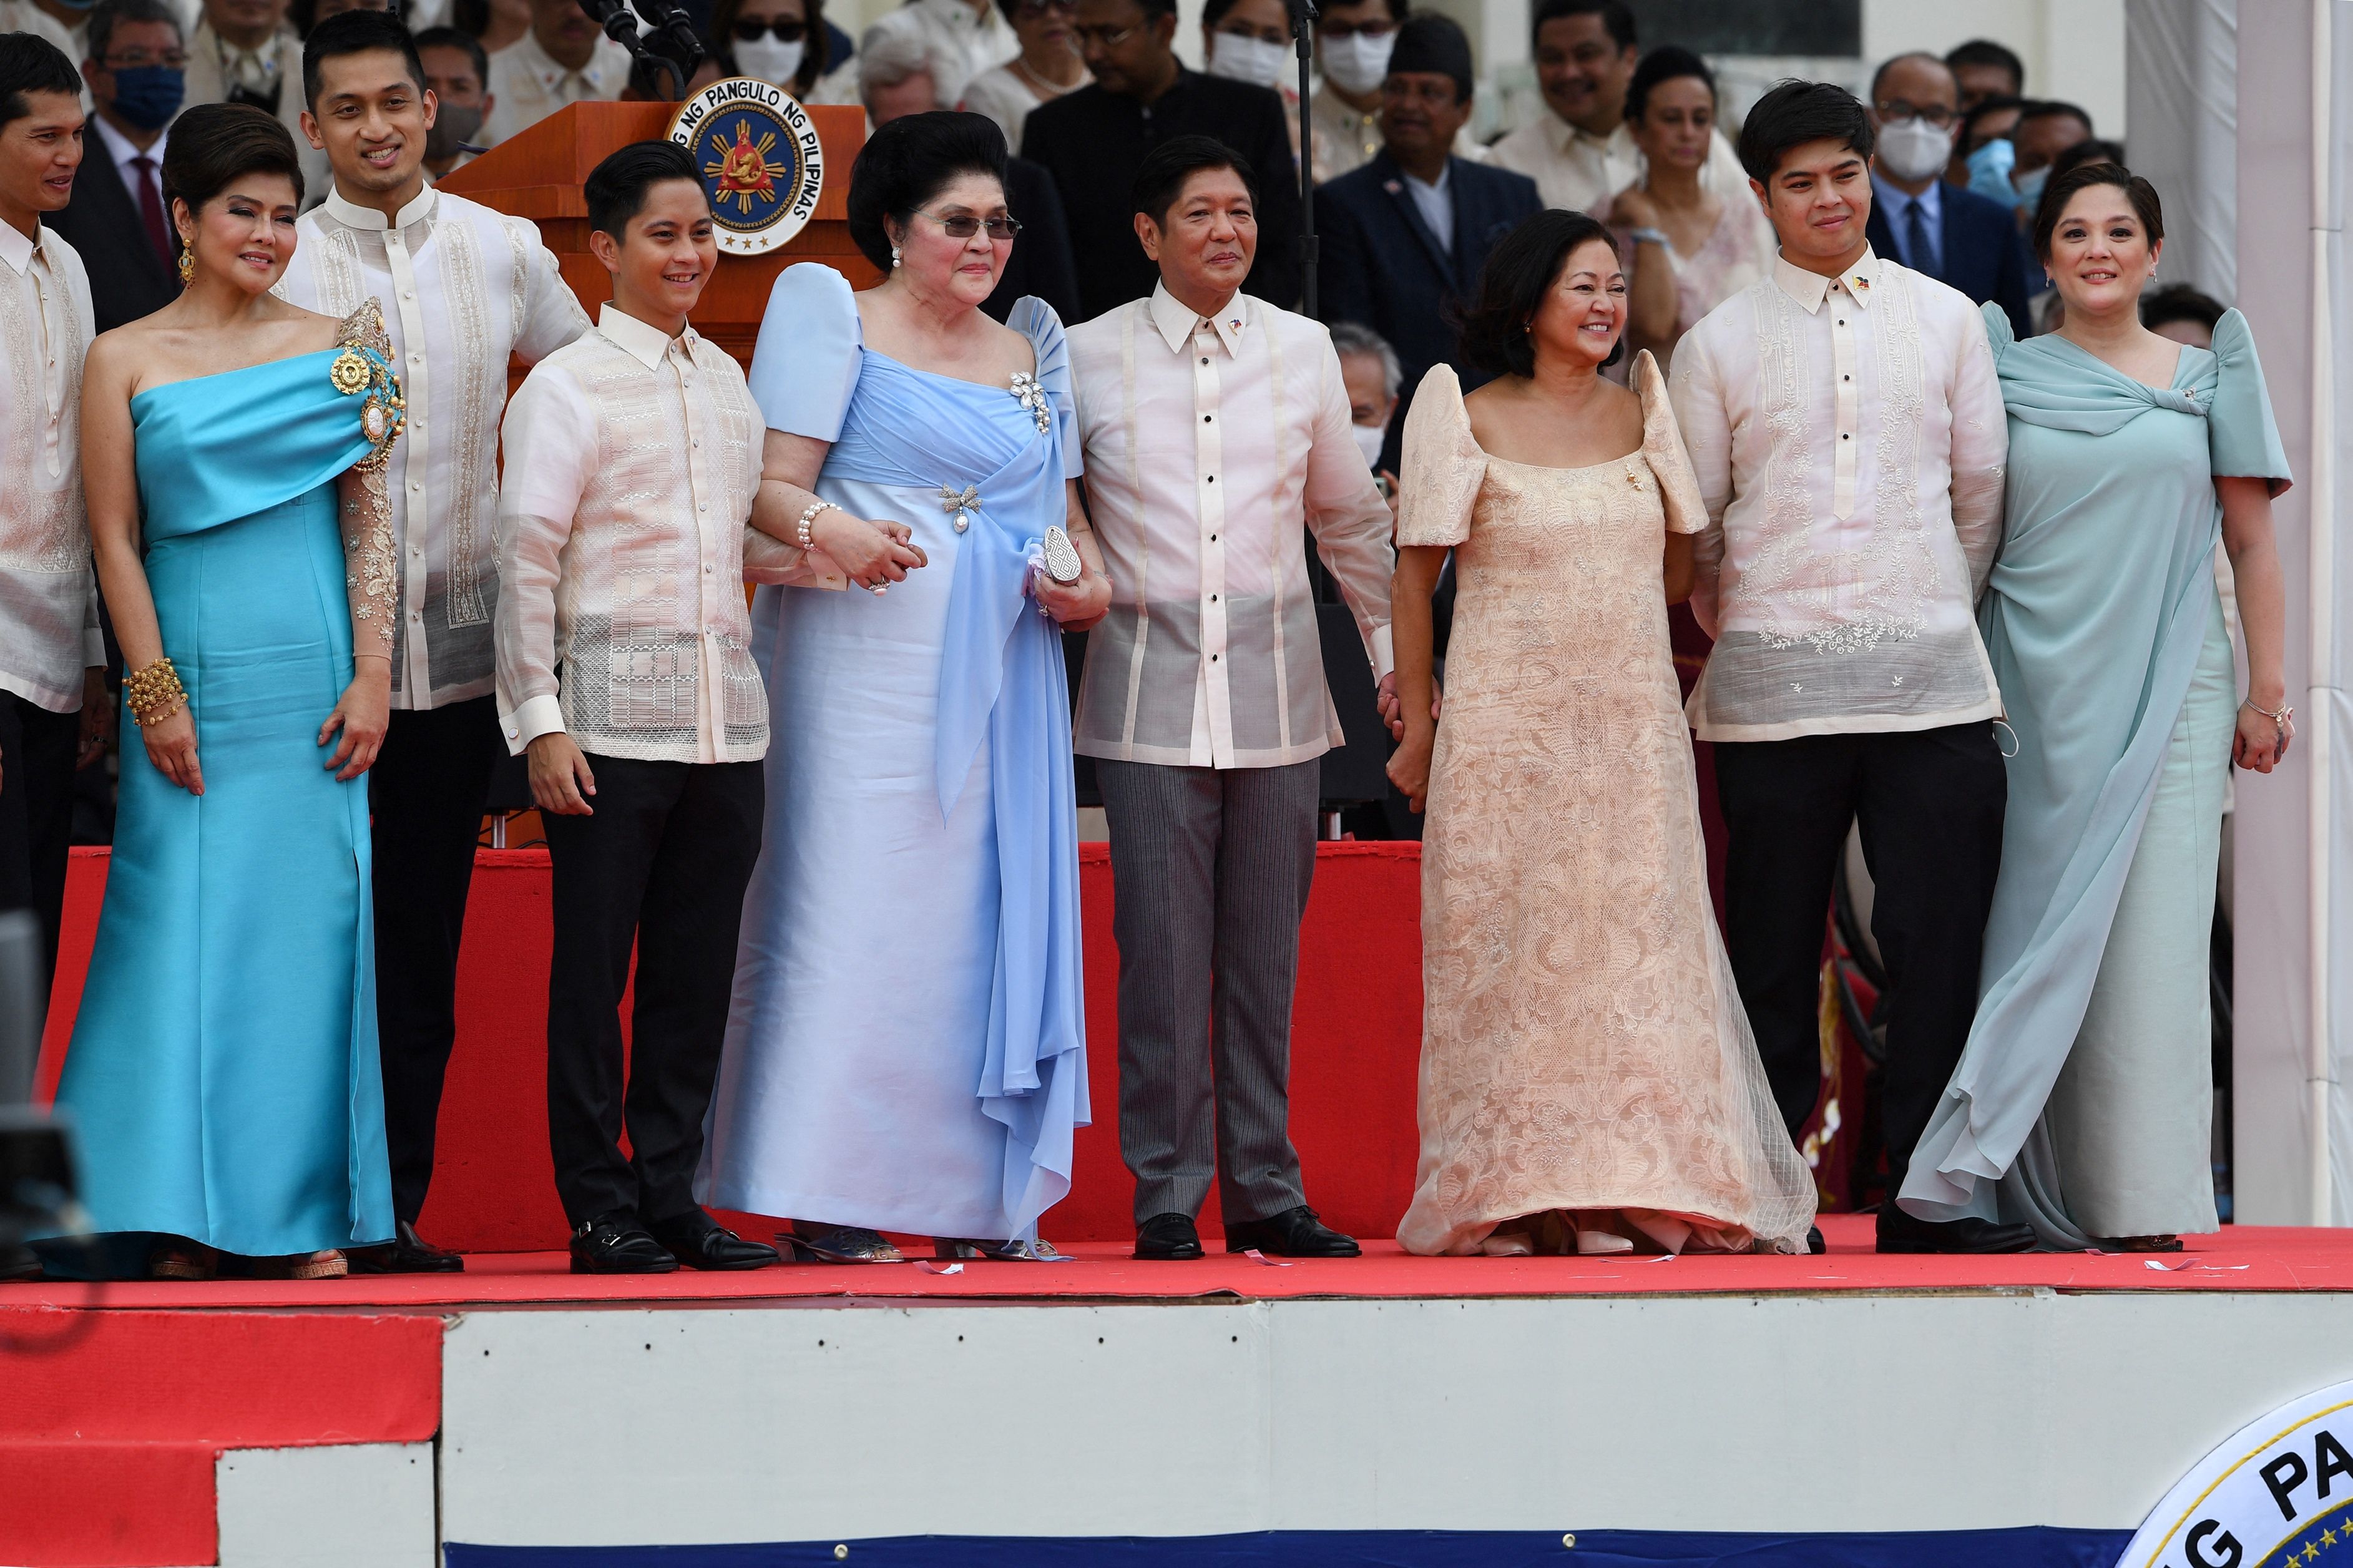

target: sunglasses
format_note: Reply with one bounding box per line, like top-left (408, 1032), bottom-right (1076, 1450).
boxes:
top-left (730, 17), bottom-right (807, 41)
top-left (920, 210), bottom-right (1024, 240)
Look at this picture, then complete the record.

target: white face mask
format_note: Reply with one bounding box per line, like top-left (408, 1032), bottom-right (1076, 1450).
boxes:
top-left (1351, 421), bottom-right (1386, 468)
top-left (1208, 31), bottom-right (1288, 89)
top-left (1319, 29), bottom-right (1392, 97)
top-left (735, 34), bottom-right (805, 87)
top-left (1875, 115), bottom-right (1954, 184)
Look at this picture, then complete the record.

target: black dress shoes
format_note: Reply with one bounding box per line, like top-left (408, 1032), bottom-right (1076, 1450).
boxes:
top-left (1134, 1212), bottom-right (1203, 1260)
top-left (647, 1210), bottom-right (780, 1271)
top-left (350, 1220), bottom-right (466, 1275)
top-left (1, 1240), bottom-right (41, 1282)
top-left (1225, 1205), bottom-right (1361, 1258)
top-left (1806, 1226), bottom-right (1826, 1256)
top-left (569, 1212), bottom-right (678, 1275)
top-left (1876, 1207), bottom-right (2038, 1255)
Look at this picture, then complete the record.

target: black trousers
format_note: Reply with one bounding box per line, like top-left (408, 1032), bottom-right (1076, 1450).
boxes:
top-left (0, 690), bottom-right (82, 1025)
top-left (369, 695), bottom-right (504, 1225)
top-left (541, 753), bottom-right (763, 1228)
top-left (1713, 722), bottom-right (2006, 1191)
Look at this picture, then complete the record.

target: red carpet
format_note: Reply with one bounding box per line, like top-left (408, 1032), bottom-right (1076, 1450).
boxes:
top-left (8, 1215), bottom-right (2352, 1311)
top-left (39, 842), bottom-right (1429, 1251)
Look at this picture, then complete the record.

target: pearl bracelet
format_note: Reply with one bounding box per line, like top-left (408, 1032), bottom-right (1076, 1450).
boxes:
top-left (796, 499), bottom-right (839, 551)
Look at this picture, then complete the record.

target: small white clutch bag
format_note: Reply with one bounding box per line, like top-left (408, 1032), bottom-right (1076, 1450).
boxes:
top-left (1041, 524), bottom-right (1082, 585)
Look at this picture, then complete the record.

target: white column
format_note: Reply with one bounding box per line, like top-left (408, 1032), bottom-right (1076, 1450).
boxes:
top-left (2124, 0), bottom-right (2238, 300)
top-left (2229, 0), bottom-right (2353, 1227)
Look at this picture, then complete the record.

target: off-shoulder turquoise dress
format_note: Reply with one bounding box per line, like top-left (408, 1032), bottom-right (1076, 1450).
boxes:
top-left (1901, 306), bottom-right (2291, 1247)
top-left (698, 264), bottom-right (1088, 1244)
top-left (55, 336), bottom-right (399, 1262)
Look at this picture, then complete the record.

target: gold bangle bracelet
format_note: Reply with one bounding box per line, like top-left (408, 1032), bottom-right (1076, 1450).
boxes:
top-left (125, 655), bottom-right (188, 728)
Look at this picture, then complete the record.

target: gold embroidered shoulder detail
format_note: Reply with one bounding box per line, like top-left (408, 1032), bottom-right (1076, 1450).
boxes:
top-left (333, 298), bottom-right (403, 659)
top-left (1397, 365), bottom-right (1484, 549)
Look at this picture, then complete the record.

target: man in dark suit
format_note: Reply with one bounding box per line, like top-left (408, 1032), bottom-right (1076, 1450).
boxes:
top-left (49, 0), bottom-right (182, 334)
top-left (1314, 12), bottom-right (1540, 442)
top-left (1021, 0), bottom-right (1299, 321)
top-left (1861, 51), bottom-right (2033, 338)
top-left (985, 154), bottom-right (1080, 327)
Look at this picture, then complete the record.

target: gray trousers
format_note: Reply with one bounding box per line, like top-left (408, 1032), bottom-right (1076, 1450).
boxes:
top-left (1094, 757), bottom-right (1321, 1226)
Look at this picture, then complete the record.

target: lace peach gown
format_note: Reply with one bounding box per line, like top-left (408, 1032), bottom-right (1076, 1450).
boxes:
top-left (1394, 356), bottom-right (1816, 1257)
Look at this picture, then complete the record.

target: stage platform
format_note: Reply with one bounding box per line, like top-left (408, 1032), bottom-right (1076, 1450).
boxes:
top-left (11, 1217), bottom-right (2353, 1568)
top-left (22, 851), bottom-right (2353, 1567)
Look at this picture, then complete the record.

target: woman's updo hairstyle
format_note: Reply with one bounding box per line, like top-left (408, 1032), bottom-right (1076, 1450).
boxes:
top-left (1624, 44), bottom-right (1713, 125)
top-left (1455, 208), bottom-right (1622, 379)
top-left (844, 109), bottom-right (1008, 273)
top-left (162, 102), bottom-right (305, 220)
top-left (2031, 160), bottom-right (2163, 263)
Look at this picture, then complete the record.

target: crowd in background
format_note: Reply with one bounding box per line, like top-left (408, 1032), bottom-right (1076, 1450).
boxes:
top-left (2, 0), bottom-right (2241, 846)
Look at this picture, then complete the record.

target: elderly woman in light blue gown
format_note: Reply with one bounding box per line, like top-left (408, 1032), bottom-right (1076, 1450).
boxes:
top-left (1901, 164), bottom-right (2291, 1251)
top-left (697, 112), bottom-right (1111, 1262)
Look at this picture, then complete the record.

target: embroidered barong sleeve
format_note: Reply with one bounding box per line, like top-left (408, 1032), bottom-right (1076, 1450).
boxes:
top-left (335, 301), bottom-right (401, 661)
top-left (511, 218), bottom-right (593, 364)
top-left (492, 366), bottom-right (594, 751)
top-left (1303, 330), bottom-right (1397, 675)
top-left (1665, 329), bottom-right (1731, 637)
top-left (1946, 306), bottom-right (2010, 600)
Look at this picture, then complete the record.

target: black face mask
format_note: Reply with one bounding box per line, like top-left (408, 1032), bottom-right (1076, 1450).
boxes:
top-left (424, 103), bottom-right (484, 163)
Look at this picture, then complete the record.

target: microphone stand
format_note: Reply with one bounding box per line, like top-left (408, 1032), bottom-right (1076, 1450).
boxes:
top-left (576, 0), bottom-right (702, 102)
top-left (1285, 0), bottom-right (1318, 315)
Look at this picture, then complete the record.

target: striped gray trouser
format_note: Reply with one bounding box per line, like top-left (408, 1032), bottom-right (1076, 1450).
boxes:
top-left (1093, 757), bottom-right (1320, 1227)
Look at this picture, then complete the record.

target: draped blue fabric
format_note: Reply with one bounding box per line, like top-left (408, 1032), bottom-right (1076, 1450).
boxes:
top-left (706, 265), bottom-right (1085, 1240)
top-left (56, 350), bottom-right (395, 1262)
top-left (1900, 307), bottom-right (2289, 1243)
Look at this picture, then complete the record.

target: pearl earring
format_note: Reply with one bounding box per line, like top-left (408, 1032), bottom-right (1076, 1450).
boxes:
top-left (890, 246), bottom-right (901, 268)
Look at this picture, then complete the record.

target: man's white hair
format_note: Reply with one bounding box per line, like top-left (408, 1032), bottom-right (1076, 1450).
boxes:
top-left (1328, 321), bottom-right (1402, 398)
top-left (858, 10), bottom-right (967, 110)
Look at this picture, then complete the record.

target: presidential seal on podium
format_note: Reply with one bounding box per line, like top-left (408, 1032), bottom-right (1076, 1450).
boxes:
top-left (665, 77), bottom-right (824, 255)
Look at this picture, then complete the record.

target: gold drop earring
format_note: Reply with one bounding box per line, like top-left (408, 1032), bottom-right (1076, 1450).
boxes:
top-left (177, 245), bottom-right (193, 287)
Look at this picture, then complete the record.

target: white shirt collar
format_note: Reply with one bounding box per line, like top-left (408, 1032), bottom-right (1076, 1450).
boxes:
top-left (1546, 111), bottom-right (1629, 156)
top-left (1148, 281), bottom-right (1246, 357)
top-left (0, 219), bottom-right (39, 275)
top-left (91, 113), bottom-right (165, 175)
top-left (1772, 245), bottom-right (1879, 314)
top-left (323, 182), bottom-right (439, 233)
top-left (599, 302), bottom-right (690, 370)
top-left (516, 27), bottom-right (619, 91)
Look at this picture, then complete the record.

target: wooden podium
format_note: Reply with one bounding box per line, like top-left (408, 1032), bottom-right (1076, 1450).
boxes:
top-left (435, 100), bottom-right (879, 366)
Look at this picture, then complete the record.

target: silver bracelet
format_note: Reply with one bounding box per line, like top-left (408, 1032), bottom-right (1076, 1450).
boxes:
top-left (1629, 226), bottom-right (1670, 248)
top-left (795, 499), bottom-right (838, 551)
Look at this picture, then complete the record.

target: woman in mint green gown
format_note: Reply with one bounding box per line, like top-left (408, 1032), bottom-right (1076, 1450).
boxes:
top-left (54, 105), bottom-right (405, 1280)
top-left (1900, 165), bottom-right (2292, 1250)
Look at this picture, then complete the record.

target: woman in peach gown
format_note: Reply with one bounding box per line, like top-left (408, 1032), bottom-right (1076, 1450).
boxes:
top-left (1385, 210), bottom-right (1816, 1258)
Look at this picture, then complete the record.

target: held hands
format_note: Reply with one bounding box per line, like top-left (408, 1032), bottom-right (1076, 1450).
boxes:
top-left (320, 656), bottom-right (391, 782)
top-left (1387, 727), bottom-right (1433, 813)
top-left (2234, 699), bottom-right (2293, 773)
top-left (1375, 673), bottom-right (1442, 742)
top-left (1032, 557), bottom-right (1110, 629)
top-left (813, 508), bottom-right (927, 593)
top-left (527, 732), bottom-right (598, 816)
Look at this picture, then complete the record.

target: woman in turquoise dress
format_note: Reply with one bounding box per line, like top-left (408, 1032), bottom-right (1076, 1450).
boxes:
top-left (59, 105), bottom-right (404, 1280)
top-left (698, 114), bottom-right (1110, 1262)
top-left (1900, 164), bottom-right (2292, 1251)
